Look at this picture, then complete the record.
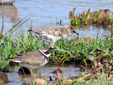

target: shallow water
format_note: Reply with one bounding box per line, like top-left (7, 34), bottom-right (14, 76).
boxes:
top-left (6, 65), bottom-right (80, 85)
top-left (0, 0), bottom-right (112, 36)
top-left (0, 0), bottom-right (113, 84)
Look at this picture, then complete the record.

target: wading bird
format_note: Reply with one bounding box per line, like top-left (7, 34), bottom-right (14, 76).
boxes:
top-left (0, 0), bottom-right (15, 5)
top-left (6, 48), bottom-right (51, 76)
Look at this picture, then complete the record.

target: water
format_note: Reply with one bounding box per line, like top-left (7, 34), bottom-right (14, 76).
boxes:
top-left (0, 0), bottom-right (112, 36)
top-left (0, 0), bottom-right (113, 84)
top-left (6, 65), bottom-right (80, 85)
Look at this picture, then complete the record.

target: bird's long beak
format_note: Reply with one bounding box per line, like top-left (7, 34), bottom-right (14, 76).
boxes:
top-left (73, 30), bottom-right (79, 35)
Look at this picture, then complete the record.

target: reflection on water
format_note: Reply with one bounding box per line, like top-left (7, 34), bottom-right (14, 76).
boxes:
top-left (0, 5), bottom-right (19, 23)
top-left (74, 24), bottom-right (110, 38)
top-left (0, 5), bottom-right (19, 34)
top-left (6, 65), bottom-right (80, 85)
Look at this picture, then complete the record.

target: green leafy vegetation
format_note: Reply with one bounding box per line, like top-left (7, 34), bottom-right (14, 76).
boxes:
top-left (49, 35), bottom-right (113, 66)
top-left (0, 13), bottom-right (113, 85)
top-left (0, 17), bottom-right (113, 70)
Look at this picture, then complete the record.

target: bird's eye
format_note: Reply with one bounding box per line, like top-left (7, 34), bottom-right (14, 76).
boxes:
top-left (44, 51), bottom-right (50, 54)
top-left (71, 27), bottom-right (73, 30)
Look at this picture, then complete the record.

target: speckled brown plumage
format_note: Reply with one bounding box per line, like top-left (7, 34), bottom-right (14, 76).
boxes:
top-left (28, 24), bottom-right (79, 42)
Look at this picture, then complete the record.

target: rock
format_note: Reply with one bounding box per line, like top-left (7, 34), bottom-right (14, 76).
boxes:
top-left (22, 77), bottom-right (46, 85)
top-left (0, 79), bottom-right (5, 85)
top-left (34, 78), bottom-right (46, 85)
top-left (87, 55), bottom-right (97, 61)
top-left (52, 68), bottom-right (62, 74)
top-left (0, 72), bottom-right (8, 83)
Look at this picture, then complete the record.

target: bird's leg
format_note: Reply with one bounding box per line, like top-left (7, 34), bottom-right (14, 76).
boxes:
top-left (30, 69), bottom-right (38, 77)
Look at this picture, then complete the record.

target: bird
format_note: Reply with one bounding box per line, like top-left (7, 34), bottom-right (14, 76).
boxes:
top-left (28, 24), bottom-right (79, 43)
top-left (6, 48), bottom-right (51, 76)
top-left (0, 0), bottom-right (15, 5)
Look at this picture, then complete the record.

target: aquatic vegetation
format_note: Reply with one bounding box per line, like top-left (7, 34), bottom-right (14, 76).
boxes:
top-left (69, 8), bottom-right (112, 25)
top-left (69, 8), bottom-right (113, 33)
top-left (0, 14), bottom-right (113, 72)
top-left (0, 11), bottom-right (113, 84)
top-left (0, 24), bottom-right (113, 70)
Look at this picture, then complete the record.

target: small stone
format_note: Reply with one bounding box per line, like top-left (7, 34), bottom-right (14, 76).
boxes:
top-left (34, 78), bottom-right (46, 85)
top-left (0, 72), bottom-right (8, 83)
top-left (0, 79), bottom-right (5, 85)
top-left (52, 68), bottom-right (62, 74)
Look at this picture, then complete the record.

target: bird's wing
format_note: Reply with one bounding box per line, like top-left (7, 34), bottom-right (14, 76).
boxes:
top-left (46, 27), bottom-right (67, 36)
top-left (19, 50), bottom-right (46, 65)
top-left (8, 50), bottom-right (45, 64)
top-left (29, 30), bottom-right (44, 34)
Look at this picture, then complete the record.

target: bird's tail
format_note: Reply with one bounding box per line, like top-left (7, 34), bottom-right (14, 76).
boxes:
top-left (28, 30), bottom-right (32, 32)
top-left (28, 30), bottom-right (42, 34)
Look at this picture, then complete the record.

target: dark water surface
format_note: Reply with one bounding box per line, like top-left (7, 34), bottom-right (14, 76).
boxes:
top-left (0, 0), bottom-right (113, 84)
